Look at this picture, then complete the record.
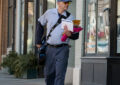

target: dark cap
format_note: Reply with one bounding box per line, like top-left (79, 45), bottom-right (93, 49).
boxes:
top-left (57, 0), bottom-right (72, 2)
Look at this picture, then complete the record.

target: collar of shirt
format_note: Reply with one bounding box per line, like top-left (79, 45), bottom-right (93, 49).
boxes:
top-left (53, 8), bottom-right (67, 17)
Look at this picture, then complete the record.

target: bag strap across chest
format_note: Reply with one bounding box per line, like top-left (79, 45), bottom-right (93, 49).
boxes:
top-left (46, 11), bottom-right (71, 41)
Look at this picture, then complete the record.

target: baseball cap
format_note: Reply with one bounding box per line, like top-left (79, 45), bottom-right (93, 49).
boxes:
top-left (57, 0), bottom-right (72, 2)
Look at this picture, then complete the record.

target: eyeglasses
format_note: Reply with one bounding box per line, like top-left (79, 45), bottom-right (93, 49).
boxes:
top-left (63, 2), bottom-right (71, 5)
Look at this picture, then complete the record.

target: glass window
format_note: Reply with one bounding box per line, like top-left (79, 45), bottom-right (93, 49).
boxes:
top-left (97, 0), bottom-right (109, 53)
top-left (85, 0), bottom-right (110, 55)
top-left (27, 1), bottom-right (34, 53)
top-left (117, 0), bottom-right (120, 53)
top-left (39, 0), bottom-right (43, 16)
top-left (85, 0), bottom-right (97, 54)
top-left (47, 0), bottom-right (56, 9)
top-left (21, 0), bottom-right (25, 54)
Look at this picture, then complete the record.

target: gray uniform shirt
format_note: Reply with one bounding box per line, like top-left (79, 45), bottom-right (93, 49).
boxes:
top-left (38, 8), bottom-right (74, 45)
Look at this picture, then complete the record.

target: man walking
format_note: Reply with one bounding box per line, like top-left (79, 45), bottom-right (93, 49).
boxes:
top-left (36, 0), bottom-right (79, 85)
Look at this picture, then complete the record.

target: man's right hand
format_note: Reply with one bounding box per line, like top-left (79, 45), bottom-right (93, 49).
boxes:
top-left (36, 44), bottom-right (41, 48)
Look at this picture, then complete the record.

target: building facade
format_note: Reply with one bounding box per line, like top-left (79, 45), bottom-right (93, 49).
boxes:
top-left (0, 0), bottom-right (120, 85)
top-left (80, 0), bottom-right (120, 85)
top-left (0, 0), bottom-right (78, 84)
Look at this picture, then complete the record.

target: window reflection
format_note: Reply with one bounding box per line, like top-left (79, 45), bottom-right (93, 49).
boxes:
top-left (117, 0), bottom-right (120, 53)
top-left (21, 0), bottom-right (24, 54)
top-left (85, 0), bottom-right (110, 54)
top-left (27, 2), bottom-right (34, 53)
top-left (47, 0), bottom-right (56, 9)
top-left (39, 0), bottom-right (43, 16)
top-left (85, 0), bottom-right (97, 54)
top-left (97, 0), bottom-right (109, 53)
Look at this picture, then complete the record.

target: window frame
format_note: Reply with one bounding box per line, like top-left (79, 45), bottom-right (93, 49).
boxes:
top-left (110, 0), bottom-right (120, 56)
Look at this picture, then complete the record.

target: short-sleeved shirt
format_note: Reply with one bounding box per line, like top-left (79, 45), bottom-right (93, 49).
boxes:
top-left (38, 8), bottom-right (74, 45)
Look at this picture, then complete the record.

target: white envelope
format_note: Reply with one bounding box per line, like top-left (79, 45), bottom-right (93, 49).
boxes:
top-left (61, 19), bottom-right (73, 32)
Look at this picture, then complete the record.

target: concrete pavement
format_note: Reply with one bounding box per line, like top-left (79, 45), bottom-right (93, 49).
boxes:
top-left (0, 70), bottom-right (46, 85)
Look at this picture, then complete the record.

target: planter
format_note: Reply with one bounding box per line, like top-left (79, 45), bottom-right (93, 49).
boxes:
top-left (8, 68), bottom-right (14, 75)
top-left (38, 66), bottom-right (44, 78)
top-left (22, 68), bottom-right (38, 79)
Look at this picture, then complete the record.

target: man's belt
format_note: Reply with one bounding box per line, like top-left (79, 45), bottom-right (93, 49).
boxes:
top-left (47, 43), bottom-right (69, 48)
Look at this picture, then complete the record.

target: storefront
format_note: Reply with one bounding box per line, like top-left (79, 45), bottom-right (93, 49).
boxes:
top-left (81, 0), bottom-right (120, 85)
top-left (16, 0), bottom-right (56, 54)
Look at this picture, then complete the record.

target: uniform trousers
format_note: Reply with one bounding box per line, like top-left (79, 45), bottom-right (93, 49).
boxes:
top-left (44, 45), bottom-right (69, 85)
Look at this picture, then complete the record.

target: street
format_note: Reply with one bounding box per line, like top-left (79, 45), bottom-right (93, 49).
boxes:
top-left (0, 70), bottom-right (45, 85)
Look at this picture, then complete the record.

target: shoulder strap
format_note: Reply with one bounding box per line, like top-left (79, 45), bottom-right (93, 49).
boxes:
top-left (62, 11), bottom-right (70, 19)
top-left (46, 11), bottom-right (71, 41)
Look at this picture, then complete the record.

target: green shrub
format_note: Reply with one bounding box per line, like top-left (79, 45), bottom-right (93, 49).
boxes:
top-left (1, 51), bottom-right (38, 78)
top-left (1, 51), bottom-right (18, 74)
top-left (14, 52), bottom-right (38, 78)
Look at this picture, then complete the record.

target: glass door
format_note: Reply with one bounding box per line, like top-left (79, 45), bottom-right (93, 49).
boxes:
top-left (24, 0), bottom-right (35, 54)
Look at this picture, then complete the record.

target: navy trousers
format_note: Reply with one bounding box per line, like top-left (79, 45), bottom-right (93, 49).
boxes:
top-left (44, 45), bottom-right (69, 85)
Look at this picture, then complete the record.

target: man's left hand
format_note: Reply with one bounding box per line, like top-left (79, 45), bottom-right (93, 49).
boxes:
top-left (64, 25), bottom-right (71, 37)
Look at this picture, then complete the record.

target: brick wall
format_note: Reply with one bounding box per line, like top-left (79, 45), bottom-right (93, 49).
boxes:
top-left (0, 0), bottom-right (8, 66)
top-left (0, 0), bottom-right (2, 63)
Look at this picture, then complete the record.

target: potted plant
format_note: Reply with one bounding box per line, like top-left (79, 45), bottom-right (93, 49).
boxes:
top-left (1, 51), bottom-right (18, 74)
top-left (14, 52), bottom-right (38, 79)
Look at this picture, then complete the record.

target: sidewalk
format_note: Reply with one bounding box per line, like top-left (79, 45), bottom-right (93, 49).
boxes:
top-left (0, 70), bottom-right (45, 85)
